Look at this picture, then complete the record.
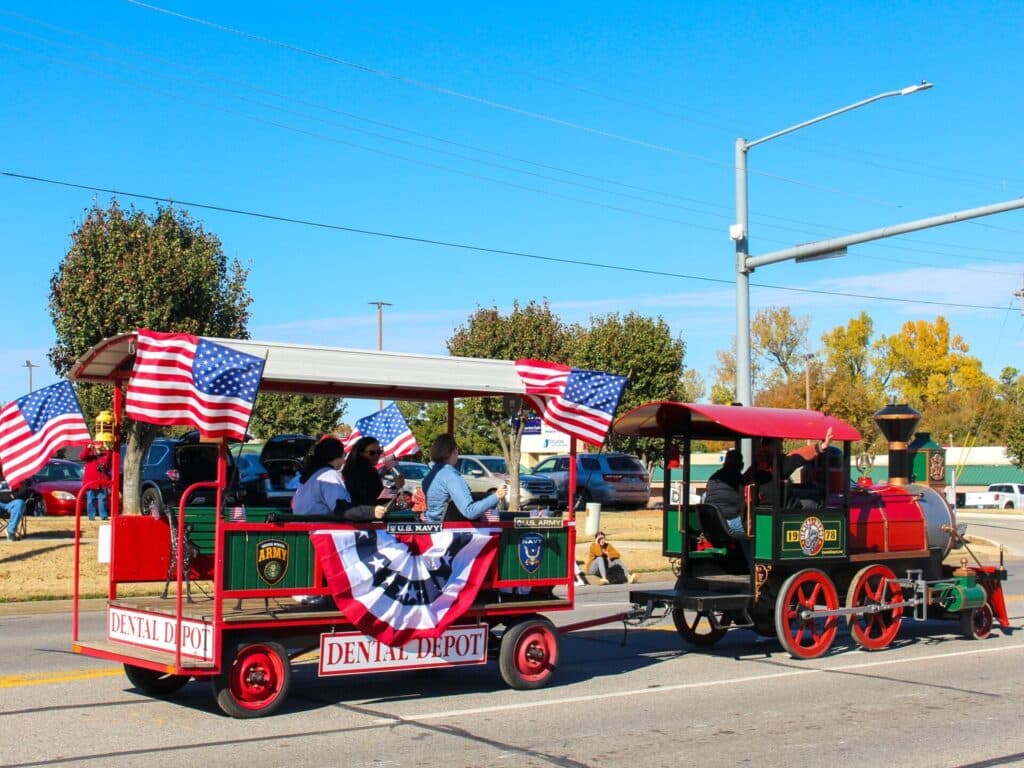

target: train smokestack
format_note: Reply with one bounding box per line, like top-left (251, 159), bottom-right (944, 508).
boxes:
top-left (873, 403), bottom-right (921, 485)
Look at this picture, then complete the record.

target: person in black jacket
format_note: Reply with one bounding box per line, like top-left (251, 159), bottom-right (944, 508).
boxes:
top-left (342, 437), bottom-right (404, 507)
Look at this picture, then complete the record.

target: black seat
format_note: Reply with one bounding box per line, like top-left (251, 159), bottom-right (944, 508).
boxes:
top-left (695, 502), bottom-right (749, 548)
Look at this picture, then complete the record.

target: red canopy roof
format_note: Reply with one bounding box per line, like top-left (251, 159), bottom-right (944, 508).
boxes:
top-left (613, 401), bottom-right (861, 442)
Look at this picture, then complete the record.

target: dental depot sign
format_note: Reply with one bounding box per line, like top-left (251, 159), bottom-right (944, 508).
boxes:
top-left (108, 606), bottom-right (213, 661)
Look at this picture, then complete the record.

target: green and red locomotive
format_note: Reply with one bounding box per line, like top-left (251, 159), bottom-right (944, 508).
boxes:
top-left (615, 401), bottom-right (1009, 658)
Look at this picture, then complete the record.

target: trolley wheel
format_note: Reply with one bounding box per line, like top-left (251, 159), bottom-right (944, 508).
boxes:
top-left (672, 607), bottom-right (729, 647)
top-left (123, 664), bottom-right (191, 696)
top-left (960, 603), bottom-right (994, 640)
top-left (499, 616), bottom-right (560, 690)
top-left (140, 486), bottom-right (163, 513)
top-left (211, 641), bottom-right (291, 718)
top-left (846, 564), bottom-right (904, 651)
top-left (775, 569), bottom-right (840, 659)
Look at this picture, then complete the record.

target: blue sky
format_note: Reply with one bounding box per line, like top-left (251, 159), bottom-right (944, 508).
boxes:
top-left (2, 1), bottom-right (1023, 414)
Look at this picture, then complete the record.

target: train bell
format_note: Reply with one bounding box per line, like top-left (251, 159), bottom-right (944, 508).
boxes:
top-left (94, 410), bottom-right (116, 447)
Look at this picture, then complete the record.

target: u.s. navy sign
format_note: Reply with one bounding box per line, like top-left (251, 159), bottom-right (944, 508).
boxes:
top-left (318, 625), bottom-right (487, 676)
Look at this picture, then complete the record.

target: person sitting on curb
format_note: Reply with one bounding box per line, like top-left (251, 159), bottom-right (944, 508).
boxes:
top-left (585, 531), bottom-right (637, 584)
top-left (1, 481), bottom-right (32, 542)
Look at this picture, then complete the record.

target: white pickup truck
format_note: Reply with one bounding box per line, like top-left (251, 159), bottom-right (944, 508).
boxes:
top-left (962, 483), bottom-right (1024, 510)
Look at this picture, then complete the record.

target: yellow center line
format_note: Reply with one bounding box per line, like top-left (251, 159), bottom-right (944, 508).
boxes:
top-left (0, 667), bottom-right (122, 688)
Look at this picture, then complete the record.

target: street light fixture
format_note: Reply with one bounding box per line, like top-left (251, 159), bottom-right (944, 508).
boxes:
top-left (732, 82), bottom-right (933, 410)
top-left (23, 359), bottom-right (38, 393)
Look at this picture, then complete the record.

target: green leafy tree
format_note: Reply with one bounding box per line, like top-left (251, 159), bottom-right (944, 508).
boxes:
top-left (569, 312), bottom-right (686, 463)
top-left (249, 394), bottom-right (346, 439)
top-left (48, 201), bottom-right (251, 513)
top-left (751, 306), bottom-right (809, 386)
top-left (1006, 421), bottom-right (1024, 469)
top-left (817, 312), bottom-right (887, 450)
top-left (712, 307), bottom-right (807, 404)
top-left (447, 301), bottom-right (572, 509)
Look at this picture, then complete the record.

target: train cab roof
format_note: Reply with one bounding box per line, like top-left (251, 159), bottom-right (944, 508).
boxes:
top-left (613, 401), bottom-right (861, 442)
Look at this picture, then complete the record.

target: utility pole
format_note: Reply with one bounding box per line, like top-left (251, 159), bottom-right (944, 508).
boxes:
top-left (368, 301), bottom-right (392, 410)
top-left (1014, 274), bottom-right (1024, 315)
top-left (804, 353), bottom-right (814, 410)
top-left (24, 360), bottom-right (38, 392)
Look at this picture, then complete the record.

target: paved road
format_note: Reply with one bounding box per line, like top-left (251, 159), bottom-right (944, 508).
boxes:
top-left (2, 577), bottom-right (1023, 768)
top-left (958, 511), bottom-right (1024, 558)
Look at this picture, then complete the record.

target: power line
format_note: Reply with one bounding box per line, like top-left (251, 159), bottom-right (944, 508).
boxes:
top-left (3, 169), bottom-right (1016, 313)
top-left (125, 0), bottom-right (722, 165)
top-left (0, 38), bottom-right (724, 232)
top-left (9, 13), bottom-right (1011, 265)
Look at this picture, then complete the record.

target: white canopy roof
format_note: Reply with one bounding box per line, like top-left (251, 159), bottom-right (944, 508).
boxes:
top-left (69, 332), bottom-right (528, 401)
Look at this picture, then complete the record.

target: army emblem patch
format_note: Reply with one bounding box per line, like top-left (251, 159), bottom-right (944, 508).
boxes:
top-left (256, 539), bottom-right (289, 585)
top-left (518, 532), bottom-right (544, 574)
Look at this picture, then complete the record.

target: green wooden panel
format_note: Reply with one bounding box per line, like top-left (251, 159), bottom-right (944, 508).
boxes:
top-left (224, 530), bottom-right (316, 590)
top-left (755, 513), bottom-right (773, 560)
top-left (664, 508), bottom-right (684, 555)
top-left (497, 528), bottom-right (568, 580)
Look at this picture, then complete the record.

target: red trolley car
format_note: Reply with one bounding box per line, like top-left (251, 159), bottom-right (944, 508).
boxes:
top-left (68, 333), bottom-right (582, 717)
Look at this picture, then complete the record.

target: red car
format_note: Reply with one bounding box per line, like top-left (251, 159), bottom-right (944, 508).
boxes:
top-left (26, 459), bottom-right (84, 516)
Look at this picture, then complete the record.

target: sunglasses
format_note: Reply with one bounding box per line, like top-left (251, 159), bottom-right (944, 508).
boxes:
top-left (363, 448), bottom-right (382, 457)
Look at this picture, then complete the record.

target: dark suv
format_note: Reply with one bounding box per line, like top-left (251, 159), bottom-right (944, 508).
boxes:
top-left (532, 453), bottom-right (650, 509)
top-left (128, 435), bottom-right (243, 512)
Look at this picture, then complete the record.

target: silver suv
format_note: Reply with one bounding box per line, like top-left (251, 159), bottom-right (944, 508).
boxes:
top-left (455, 455), bottom-right (557, 510)
top-left (532, 453), bottom-right (650, 509)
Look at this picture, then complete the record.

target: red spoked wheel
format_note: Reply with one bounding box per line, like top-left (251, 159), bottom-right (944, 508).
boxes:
top-left (499, 616), bottom-right (560, 690)
top-left (961, 603), bottom-right (994, 640)
top-left (211, 641), bottom-right (291, 718)
top-left (775, 569), bottom-right (840, 659)
top-left (846, 564), bottom-right (904, 651)
top-left (672, 608), bottom-right (729, 648)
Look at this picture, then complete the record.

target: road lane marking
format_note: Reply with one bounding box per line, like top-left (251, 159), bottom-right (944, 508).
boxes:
top-left (383, 640), bottom-right (1024, 724)
top-left (0, 667), bottom-right (121, 688)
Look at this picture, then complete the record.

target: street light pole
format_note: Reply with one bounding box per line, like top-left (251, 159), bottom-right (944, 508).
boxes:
top-left (23, 359), bottom-right (38, 393)
top-left (368, 301), bottom-right (392, 409)
top-left (732, 82), bottom-right (933, 409)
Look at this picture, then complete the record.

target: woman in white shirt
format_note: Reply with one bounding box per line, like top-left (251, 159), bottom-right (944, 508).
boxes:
top-left (292, 437), bottom-right (385, 521)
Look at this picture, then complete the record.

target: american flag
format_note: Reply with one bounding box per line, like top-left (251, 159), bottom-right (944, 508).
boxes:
top-left (514, 359), bottom-right (627, 446)
top-left (0, 381), bottom-right (92, 488)
top-left (344, 402), bottom-right (419, 458)
top-left (125, 329), bottom-right (265, 441)
top-left (310, 527), bottom-right (497, 646)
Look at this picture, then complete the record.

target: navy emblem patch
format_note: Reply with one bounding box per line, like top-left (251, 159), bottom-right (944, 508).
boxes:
top-left (518, 532), bottom-right (544, 574)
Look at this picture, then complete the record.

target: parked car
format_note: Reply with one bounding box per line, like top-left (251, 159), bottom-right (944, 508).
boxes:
top-left (25, 458), bottom-right (85, 516)
top-left (531, 453), bottom-right (651, 509)
top-left (127, 435), bottom-right (243, 512)
top-left (454, 455), bottom-right (557, 509)
top-left (232, 452), bottom-right (272, 506)
top-left (249, 434), bottom-right (316, 507)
